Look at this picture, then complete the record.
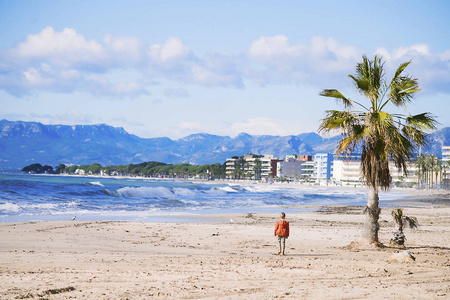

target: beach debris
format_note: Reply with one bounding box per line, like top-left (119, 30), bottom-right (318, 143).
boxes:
top-left (212, 233), bottom-right (219, 236)
top-left (245, 213), bottom-right (254, 218)
top-left (388, 251), bottom-right (416, 263)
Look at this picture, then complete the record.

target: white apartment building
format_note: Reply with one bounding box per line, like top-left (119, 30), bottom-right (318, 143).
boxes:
top-left (333, 157), bottom-right (362, 185)
top-left (226, 154), bottom-right (277, 179)
top-left (333, 155), bottom-right (418, 186)
top-left (244, 154), bottom-right (275, 178)
top-left (314, 153), bottom-right (334, 182)
top-left (443, 146), bottom-right (450, 162)
top-left (302, 161), bottom-right (315, 180)
top-left (442, 146), bottom-right (450, 184)
top-left (225, 157), bottom-right (238, 178)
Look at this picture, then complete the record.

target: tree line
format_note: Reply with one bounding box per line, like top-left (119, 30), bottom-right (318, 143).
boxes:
top-left (415, 153), bottom-right (450, 188)
top-left (22, 161), bottom-right (226, 179)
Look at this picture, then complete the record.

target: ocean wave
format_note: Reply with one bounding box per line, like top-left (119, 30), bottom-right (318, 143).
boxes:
top-left (242, 185), bottom-right (281, 193)
top-left (63, 201), bottom-right (81, 208)
top-left (152, 199), bottom-right (188, 208)
top-left (24, 203), bottom-right (58, 210)
top-left (86, 181), bottom-right (104, 187)
top-left (220, 186), bottom-right (239, 193)
top-left (102, 186), bottom-right (242, 199)
top-left (172, 188), bottom-right (197, 196)
top-left (202, 188), bottom-right (227, 196)
top-left (0, 202), bottom-right (21, 212)
top-left (107, 186), bottom-right (177, 198)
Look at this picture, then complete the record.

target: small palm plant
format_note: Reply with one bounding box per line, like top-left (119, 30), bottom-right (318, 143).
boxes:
top-left (391, 208), bottom-right (418, 246)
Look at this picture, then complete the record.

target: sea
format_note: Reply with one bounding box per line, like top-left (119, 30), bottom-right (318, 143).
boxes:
top-left (0, 174), bottom-right (408, 223)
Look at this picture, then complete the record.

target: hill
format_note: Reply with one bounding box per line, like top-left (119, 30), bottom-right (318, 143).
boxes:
top-left (0, 119), bottom-right (448, 170)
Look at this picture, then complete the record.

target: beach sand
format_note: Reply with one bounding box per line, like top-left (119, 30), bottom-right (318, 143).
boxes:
top-left (0, 191), bottom-right (449, 299)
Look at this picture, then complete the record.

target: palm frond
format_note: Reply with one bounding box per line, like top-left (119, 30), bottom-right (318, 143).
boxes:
top-left (353, 55), bottom-right (385, 106)
top-left (336, 129), bottom-right (364, 154)
top-left (391, 61), bottom-right (411, 84)
top-left (387, 123), bottom-right (414, 173)
top-left (407, 113), bottom-right (438, 131)
top-left (402, 125), bottom-right (428, 147)
top-left (319, 89), bottom-right (353, 108)
top-left (404, 216), bottom-right (419, 230)
top-left (388, 75), bottom-right (420, 107)
top-left (318, 110), bottom-right (357, 133)
top-left (391, 208), bottom-right (403, 225)
top-left (349, 75), bottom-right (369, 93)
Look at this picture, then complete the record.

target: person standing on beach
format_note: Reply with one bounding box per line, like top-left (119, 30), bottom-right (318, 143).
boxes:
top-left (274, 212), bottom-right (289, 255)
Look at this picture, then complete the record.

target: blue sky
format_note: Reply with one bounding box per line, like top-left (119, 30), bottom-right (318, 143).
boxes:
top-left (1, 0), bottom-right (449, 138)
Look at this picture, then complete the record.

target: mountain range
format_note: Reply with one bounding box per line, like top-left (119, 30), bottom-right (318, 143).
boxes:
top-left (1, 119), bottom-right (449, 171)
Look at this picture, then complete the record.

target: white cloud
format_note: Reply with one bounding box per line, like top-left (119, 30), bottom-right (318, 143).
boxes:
top-left (23, 67), bottom-right (53, 87)
top-left (392, 44), bottom-right (430, 60)
top-left (83, 75), bottom-right (148, 98)
top-left (189, 52), bottom-right (243, 87)
top-left (104, 34), bottom-right (145, 64)
top-left (246, 35), bottom-right (363, 86)
top-left (247, 35), bottom-right (305, 62)
top-left (148, 37), bottom-right (191, 66)
top-left (15, 26), bottom-right (108, 69)
top-left (1, 27), bottom-right (450, 98)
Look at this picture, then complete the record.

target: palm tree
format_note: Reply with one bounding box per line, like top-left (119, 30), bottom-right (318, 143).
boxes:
top-left (319, 55), bottom-right (437, 245)
top-left (391, 208), bottom-right (418, 246)
top-left (435, 159), bottom-right (443, 187)
top-left (415, 154), bottom-right (427, 188)
top-left (253, 159), bottom-right (262, 180)
top-left (427, 154), bottom-right (436, 188)
top-left (244, 161), bottom-right (251, 179)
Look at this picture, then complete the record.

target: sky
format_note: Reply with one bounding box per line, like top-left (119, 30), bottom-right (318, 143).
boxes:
top-left (1, 0), bottom-right (449, 139)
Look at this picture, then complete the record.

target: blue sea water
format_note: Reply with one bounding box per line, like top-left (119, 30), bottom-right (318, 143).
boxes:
top-left (0, 174), bottom-right (406, 223)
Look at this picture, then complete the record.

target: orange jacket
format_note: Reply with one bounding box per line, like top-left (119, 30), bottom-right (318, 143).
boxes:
top-left (274, 219), bottom-right (289, 237)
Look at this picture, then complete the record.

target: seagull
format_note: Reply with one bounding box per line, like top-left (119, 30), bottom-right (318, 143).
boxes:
top-left (71, 216), bottom-right (76, 221)
top-left (230, 218), bottom-right (234, 223)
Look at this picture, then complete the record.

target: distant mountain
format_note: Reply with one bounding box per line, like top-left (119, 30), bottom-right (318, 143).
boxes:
top-left (0, 119), bottom-right (448, 170)
top-left (421, 127), bottom-right (450, 157)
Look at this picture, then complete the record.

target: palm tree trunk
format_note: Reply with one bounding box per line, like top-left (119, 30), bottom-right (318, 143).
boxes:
top-left (363, 187), bottom-right (380, 243)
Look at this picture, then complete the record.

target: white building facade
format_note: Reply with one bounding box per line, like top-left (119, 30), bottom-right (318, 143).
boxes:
top-left (225, 154), bottom-right (277, 179)
top-left (442, 146), bottom-right (450, 185)
top-left (332, 155), bottom-right (418, 186)
top-left (314, 153), bottom-right (334, 183)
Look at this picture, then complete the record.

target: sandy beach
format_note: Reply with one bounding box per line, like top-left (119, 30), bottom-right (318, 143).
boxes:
top-left (1, 191), bottom-right (449, 299)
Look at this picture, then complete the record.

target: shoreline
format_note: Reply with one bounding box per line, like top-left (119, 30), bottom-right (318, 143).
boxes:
top-left (1, 204), bottom-right (449, 299)
top-left (2, 173), bottom-right (449, 225)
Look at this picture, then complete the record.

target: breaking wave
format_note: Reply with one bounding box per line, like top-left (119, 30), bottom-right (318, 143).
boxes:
top-left (86, 181), bottom-right (104, 187)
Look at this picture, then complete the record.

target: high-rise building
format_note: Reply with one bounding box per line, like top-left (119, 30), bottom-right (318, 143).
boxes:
top-left (314, 153), bottom-right (334, 182)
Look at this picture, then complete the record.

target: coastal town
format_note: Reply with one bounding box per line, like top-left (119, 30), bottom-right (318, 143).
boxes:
top-left (225, 145), bottom-right (450, 187)
top-left (22, 145), bottom-right (450, 190)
